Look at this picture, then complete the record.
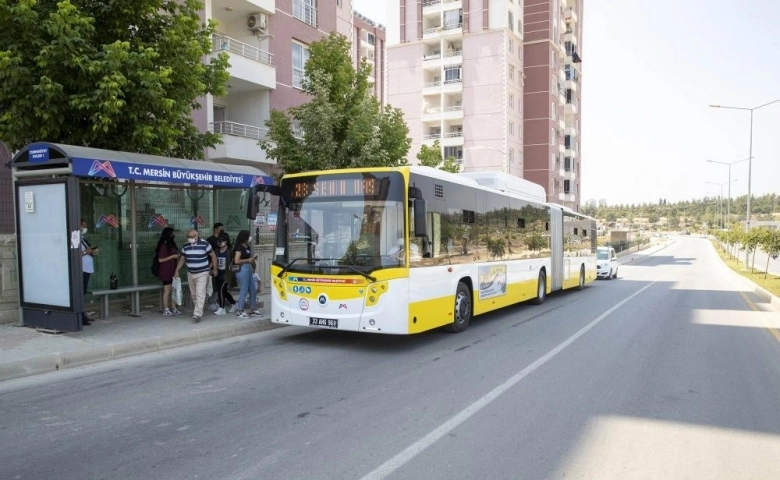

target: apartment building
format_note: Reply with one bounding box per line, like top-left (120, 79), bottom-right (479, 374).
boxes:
top-left (386, 0), bottom-right (583, 210)
top-left (386, 0), bottom-right (526, 177)
top-left (197, 0), bottom-right (386, 175)
top-left (523, 0), bottom-right (582, 210)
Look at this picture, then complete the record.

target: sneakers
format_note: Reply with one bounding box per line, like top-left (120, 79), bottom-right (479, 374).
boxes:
top-left (191, 314), bottom-right (201, 323)
top-left (163, 308), bottom-right (174, 316)
top-left (250, 310), bottom-right (263, 317)
top-left (236, 311), bottom-right (250, 319)
top-left (228, 304), bottom-right (238, 314)
top-left (171, 308), bottom-right (182, 316)
top-left (214, 307), bottom-right (226, 316)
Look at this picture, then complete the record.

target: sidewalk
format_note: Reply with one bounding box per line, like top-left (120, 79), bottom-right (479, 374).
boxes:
top-left (0, 295), bottom-right (278, 382)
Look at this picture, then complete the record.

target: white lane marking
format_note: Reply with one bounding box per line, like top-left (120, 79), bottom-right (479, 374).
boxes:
top-left (361, 281), bottom-right (657, 480)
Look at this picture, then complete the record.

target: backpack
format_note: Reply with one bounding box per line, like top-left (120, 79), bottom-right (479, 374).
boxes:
top-left (151, 246), bottom-right (161, 277)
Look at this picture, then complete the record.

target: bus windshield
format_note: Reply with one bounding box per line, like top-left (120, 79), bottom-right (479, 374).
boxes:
top-left (275, 172), bottom-right (407, 275)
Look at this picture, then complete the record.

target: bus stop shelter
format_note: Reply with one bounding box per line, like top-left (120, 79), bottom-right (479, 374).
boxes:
top-left (12, 142), bottom-right (274, 332)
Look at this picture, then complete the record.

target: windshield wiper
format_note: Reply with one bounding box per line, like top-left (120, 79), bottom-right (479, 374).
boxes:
top-left (280, 258), bottom-right (376, 283)
top-left (278, 258), bottom-right (308, 278)
top-left (336, 264), bottom-right (376, 283)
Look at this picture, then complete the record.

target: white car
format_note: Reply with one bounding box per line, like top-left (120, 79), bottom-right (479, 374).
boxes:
top-left (596, 246), bottom-right (618, 279)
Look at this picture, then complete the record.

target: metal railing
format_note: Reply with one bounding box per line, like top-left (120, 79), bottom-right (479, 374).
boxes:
top-left (444, 131), bottom-right (463, 138)
top-left (213, 35), bottom-right (273, 66)
top-left (292, 0), bottom-right (317, 27)
top-left (424, 80), bottom-right (442, 88)
top-left (423, 0), bottom-right (441, 6)
top-left (210, 121), bottom-right (269, 140)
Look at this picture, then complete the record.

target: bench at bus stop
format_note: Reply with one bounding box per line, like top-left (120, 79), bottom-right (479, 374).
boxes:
top-left (90, 282), bottom-right (190, 320)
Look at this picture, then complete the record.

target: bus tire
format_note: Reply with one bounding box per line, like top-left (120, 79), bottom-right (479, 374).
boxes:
top-left (531, 269), bottom-right (546, 305)
top-left (444, 282), bottom-right (472, 333)
top-left (577, 265), bottom-right (585, 290)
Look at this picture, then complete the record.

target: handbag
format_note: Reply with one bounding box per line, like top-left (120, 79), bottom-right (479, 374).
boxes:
top-left (171, 277), bottom-right (183, 306)
top-left (230, 263), bottom-right (240, 273)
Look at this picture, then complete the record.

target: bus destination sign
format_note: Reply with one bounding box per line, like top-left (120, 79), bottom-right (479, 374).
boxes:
top-left (290, 177), bottom-right (381, 199)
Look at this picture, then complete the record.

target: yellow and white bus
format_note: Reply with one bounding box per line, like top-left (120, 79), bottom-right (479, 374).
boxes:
top-left (251, 166), bottom-right (595, 334)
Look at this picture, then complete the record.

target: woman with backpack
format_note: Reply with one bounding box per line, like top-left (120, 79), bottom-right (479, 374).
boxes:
top-left (212, 233), bottom-right (237, 315)
top-left (155, 227), bottom-right (181, 316)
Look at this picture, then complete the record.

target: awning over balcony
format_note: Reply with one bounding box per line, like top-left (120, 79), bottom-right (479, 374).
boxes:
top-left (12, 142), bottom-right (274, 188)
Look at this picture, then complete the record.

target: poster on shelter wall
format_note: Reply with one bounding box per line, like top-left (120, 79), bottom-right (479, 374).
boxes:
top-left (478, 264), bottom-right (507, 300)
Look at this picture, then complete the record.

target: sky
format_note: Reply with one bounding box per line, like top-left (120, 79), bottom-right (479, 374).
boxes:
top-left (352, 0), bottom-right (780, 206)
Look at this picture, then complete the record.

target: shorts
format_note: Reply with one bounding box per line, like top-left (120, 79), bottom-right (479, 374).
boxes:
top-left (161, 278), bottom-right (173, 286)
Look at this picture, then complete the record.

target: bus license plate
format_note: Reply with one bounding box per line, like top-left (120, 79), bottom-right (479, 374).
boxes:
top-left (310, 317), bottom-right (338, 328)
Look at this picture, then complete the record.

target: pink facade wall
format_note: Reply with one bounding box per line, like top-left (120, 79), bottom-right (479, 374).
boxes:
top-left (386, 42), bottom-right (424, 157)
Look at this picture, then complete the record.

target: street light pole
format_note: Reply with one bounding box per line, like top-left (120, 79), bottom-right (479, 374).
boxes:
top-left (710, 98), bottom-right (780, 268)
top-left (706, 157), bottom-right (748, 224)
top-left (706, 182), bottom-right (725, 228)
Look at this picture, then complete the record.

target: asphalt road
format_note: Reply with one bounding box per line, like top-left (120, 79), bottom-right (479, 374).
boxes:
top-left (2, 237), bottom-right (780, 480)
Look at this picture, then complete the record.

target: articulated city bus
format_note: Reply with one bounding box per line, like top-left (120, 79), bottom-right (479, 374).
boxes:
top-left (251, 166), bottom-right (596, 334)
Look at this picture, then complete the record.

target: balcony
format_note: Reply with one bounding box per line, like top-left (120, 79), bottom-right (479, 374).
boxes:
top-left (566, 78), bottom-right (578, 92)
top-left (558, 192), bottom-right (576, 202)
top-left (422, 104), bottom-right (463, 122)
top-left (423, 21), bottom-right (463, 39)
top-left (564, 30), bottom-right (577, 45)
top-left (423, 79), bottom-right (443, 94)
top-left (441, 129), bottom-right (464, 147)
top-left (565, 125), bottom-right (578, 137)
top-left (565, 102), bottom-right (578, 115)
top-left (209, 121), bottom-right (270, 164)
top-left (212, 34), bottom-right (275, 90)
top-left (565, 145), bottom-right (577, 158)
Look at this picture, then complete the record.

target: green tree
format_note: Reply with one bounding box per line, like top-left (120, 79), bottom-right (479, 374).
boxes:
top-left (0, 0), bottom-right (229, 159)
top-left (261, 33), bottom-right (411, 174)
top-left (760, 229), bottom-right (780, 279)
top-left (416, 140), bottom-right (460, 173)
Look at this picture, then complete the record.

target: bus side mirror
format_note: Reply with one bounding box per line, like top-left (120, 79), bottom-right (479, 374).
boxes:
top-left (246, 184), bottom-right (280, 219)
top-left (414, 198), bottom-right (427, 237)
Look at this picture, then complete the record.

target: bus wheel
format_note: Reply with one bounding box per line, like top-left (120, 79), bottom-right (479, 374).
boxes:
top-left (445, 282), bottom-right (472, 333)
top-left (531, 270), bottom-right (546, 305)
top-left (577, 265), bottom-right (585, 290)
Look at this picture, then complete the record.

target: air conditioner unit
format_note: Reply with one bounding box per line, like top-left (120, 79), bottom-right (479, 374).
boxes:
top-left (247, 13), bottom-right (268, 31)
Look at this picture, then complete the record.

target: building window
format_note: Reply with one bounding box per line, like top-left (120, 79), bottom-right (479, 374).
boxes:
top-left (444, 146), bottom-right (463, 162)
top-left (508, 93), bottom-right (514, 109)
top-left (508, 39), bottom-right (513, 53)
top-left (508, 149), bottom-right (514, 164)
top-left (508, 11), bottom-right (514, 31)
top-left (444, 65), bottom-right (462, 83)
top-left (508, 121), bottom-right (514, 136)
top-left (292, 0), bottom-right (317, 27)
top-left (292, 42), bottom-right (311, 89)
top-left (551, 128), bottom-right (556, 145)
top-left (551, 101), bottom-right (556, 120)
top-left (444, 9), bottom-right (463, 29)
top-left (508, 64), bottom-right (514, 80)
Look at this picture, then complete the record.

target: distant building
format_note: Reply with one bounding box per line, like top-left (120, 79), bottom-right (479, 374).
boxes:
top-left (385, 0), bottom-right (584, 211)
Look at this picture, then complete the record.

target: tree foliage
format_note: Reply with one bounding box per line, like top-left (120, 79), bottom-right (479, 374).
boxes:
top-left (582, 193), bottom-right (779, 231)
top-left (261, 33), bottom-right (411, 174)
top-left (416, 139), bottom-right (460, 173)
top-left (0, 0), bottom-right (229, 159)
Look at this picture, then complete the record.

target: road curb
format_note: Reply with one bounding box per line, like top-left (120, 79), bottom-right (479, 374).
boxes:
top-left (0, 319), bottom-right (283, 382)
top-left (710, 241), bottom-right (780, 310)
